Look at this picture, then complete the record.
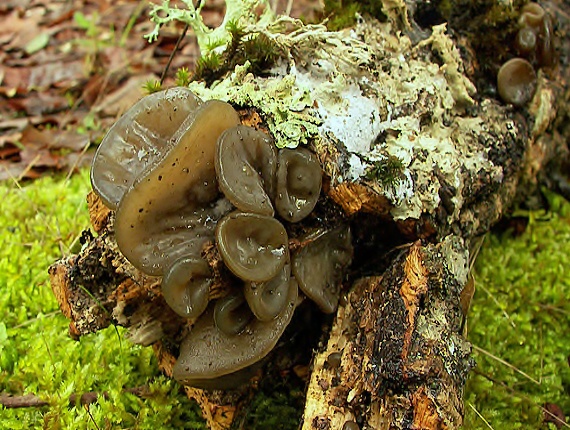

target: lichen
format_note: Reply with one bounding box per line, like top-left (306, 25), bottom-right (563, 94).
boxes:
top-left (145, 0), bottom-right (274, 54)
top-left (147, 1), bottom-right (519, 223)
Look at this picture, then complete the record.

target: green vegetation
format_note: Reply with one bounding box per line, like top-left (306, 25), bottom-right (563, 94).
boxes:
top-left (322, 0), bottom-right (387, 30)
top-left (465, 192), bottom-right (570, 429)
top-left (0, 171), bottom-right (206, 429)
top-left (1, 170), bottom-right (568, 429)
top-left (364, 154), bottom-right (405, 189)
top-left (192, 22), bottom-right (283, 86)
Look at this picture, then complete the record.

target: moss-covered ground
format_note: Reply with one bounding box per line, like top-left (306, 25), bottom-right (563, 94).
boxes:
top-left (464, 192), bottom-right (570, 429)
top-left (0, 170), bottom-right (206, 429)
top-left (0, 170), bottom-right (568, 429)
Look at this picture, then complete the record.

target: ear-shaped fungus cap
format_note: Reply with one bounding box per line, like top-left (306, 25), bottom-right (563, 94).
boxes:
top-left (91, 87), bottom-right (202, 209)
top-left (516, 2), bottom-right (555, 67)
top-left (213, 290), bottom-right (254, 336)
top-left (172, 280), bottom-right (298, 389)
top-left (215, 212), bottom-right (289, 283)
top-left (244, 263), bottom-right (294, 321)
top-left (161, 257), bottom-right (212, 319)
top-left (114, 100), bottom-right (240, 275)
top-left (292, 225), bottom-right (353, 314)
top-left (497, 58), bottom-right (537, 107)
top-left (519, 2), bottom-right (546, 28)
top-left (215, 125), bottom-right (278, 216)
top-left (275, 148), bottom-right (322, 223)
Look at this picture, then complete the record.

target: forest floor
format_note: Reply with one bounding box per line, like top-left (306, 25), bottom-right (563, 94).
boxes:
top-left (0, 0), bottom-right (569, 429)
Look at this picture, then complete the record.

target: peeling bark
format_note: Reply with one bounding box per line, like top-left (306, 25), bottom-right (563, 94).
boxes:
top-left (302, 240), bottom-right (473, 429)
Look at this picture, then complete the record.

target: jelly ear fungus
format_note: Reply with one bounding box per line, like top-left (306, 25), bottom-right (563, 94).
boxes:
top-left (90, 87), bottom-right (354, 389)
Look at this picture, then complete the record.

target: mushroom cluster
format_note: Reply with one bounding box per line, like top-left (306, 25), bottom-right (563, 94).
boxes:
top-left (497, 2), bottom-right (555, 107)
top-left (90, 87), bottom-right (353, 388)
top-left (515, 2), bottom-right (554, 68)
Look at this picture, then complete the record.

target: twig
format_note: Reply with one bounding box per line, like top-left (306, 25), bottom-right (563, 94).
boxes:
top-left (473, 370), bottom-right (570, 429)
top-left (472, 344), bottom-right (540, 385)
top-left (468, 402), bottom-right (495, 429)
top-left (160, 23), bottom-right (190, 85)
top-left (0, 394), bottom-right (48, 408)
top-left (0, 385), bottom-right (151, 409)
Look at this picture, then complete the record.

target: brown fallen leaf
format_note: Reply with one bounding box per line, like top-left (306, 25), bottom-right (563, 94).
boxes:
top-left (93, 73), bottom-right (158, 118)
top-left (7, 91), bottom-right (70, 116)
top-left (1, 60), bottom-right (86, 93)
top-left (543, 403), bottom-right (567, 429)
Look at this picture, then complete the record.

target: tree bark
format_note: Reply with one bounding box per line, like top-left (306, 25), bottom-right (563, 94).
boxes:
top-left (48, 1), bottom-right (570, 429)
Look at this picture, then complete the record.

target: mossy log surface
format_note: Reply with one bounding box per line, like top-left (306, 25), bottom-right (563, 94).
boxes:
top-left (49, 1), bottom-right (570, 429)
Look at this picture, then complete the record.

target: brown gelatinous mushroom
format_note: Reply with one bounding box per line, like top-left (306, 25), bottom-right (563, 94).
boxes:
top-left (172, 280), bottom-right (298, 389)
top-left (519, 2), bottom-right (546, 28)
top-left (516, 2), bottom-right (555, 67)
top-left (244, 263), bottom-right (294, 321)
top-left (161, 257), bottom-right (212, 319)
top-left (213, 289), bottom-right (253, 336)
top-left (215, 211), bottom-right (289, 283)
top-left (292, 225), bottom-right (353, 314)
top-left (114, 100), bottom-right (240, 275)
top-left (275, 148), bottom-right (322, 223)
top-left (215, 125), bottom-right (278, 216)
top-left (497, 58), bottom-right (537, 107)
top-left (515, 26), bottom-right (538, 56)
top-left (91, 87), bottom-right (202, 209)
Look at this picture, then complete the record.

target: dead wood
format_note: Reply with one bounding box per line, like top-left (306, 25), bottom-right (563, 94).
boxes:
top-left (48, 1), bottom-right (570, 429)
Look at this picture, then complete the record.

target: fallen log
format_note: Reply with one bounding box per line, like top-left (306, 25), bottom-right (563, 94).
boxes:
top-left (49, 1), bottom-right (570, 428)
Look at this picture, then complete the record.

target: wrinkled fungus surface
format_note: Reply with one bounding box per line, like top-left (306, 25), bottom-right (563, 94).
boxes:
top-left (172, 281), bottom-right (298, 389)
top-left (162, 257), bottom-right (212, 319)
top-left (216, 125), bottom-right (277, 216)
top-left (276, 148), bottom-right (322, 223)
top-left (244, 263), bottom-right (294, 322)
top-left (91, 87), bottom-right (353, 388)
top-left (91, 87), bottom-right (202, 209)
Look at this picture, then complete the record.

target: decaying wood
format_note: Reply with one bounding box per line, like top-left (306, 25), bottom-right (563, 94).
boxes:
top-left (302, 240), bottom-right (472, 429)
top-left (48, 1), bottom-right (570, 429)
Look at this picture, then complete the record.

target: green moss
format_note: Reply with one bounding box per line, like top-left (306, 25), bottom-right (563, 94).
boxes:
top-left (0, 171), bottom-right (205, 429)
top-left (323, 0), bottom-right (387, 31)
top-left (464, 192), bottom-right (570, 429)
top-left (191, 22), bottom-right (283, 87)
top-left (365, 154), bottom-right (405, 189)
top-left (244, 387), bottom-right (304, 429)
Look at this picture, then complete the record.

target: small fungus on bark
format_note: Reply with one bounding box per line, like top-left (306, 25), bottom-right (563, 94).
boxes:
top-left (516, 2), bottom-right (554, 67)
top-left (292, 225), bottom-right (353, 314)
top-left (498, 3), bottom-right (555, 107)
top-left (215, 211), bottom-right (289, 283)
top-left (275, 148), bottom-right (322, 223)
top-left (497, 58), bottom-right (537, 107)
top-left (215, 125), bottom-right (277, 216)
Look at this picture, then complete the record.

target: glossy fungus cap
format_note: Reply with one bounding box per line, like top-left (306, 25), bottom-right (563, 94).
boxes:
top-left (91, 87), bottom-right (202, 209)
top-left (497, 58), bottom-right (537, 107)
top-left (216, 125), bottom-right (278, 216)
top-left (114, 100), bottom-right (240, 275)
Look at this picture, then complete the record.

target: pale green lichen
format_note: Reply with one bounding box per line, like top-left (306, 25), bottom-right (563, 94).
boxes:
top-left (145, 0), bottom-right (274, 54)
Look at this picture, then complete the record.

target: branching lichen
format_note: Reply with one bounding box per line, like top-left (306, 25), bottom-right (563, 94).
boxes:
top-left (145, 0), bottom-right (274, 54)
